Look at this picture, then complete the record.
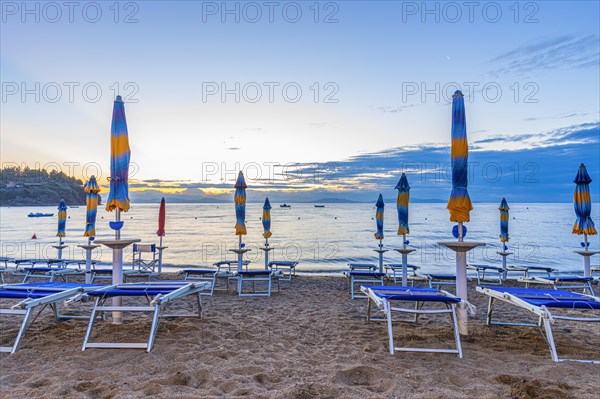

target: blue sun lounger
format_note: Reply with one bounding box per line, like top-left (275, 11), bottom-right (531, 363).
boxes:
top-left (268, 261), bottom-right (299, 281)
top-left (82, 281), bottom-right (211, 352)
top-left (0, 257), bottom-right (15, 283)
top-left (179, 268), bottom-right (238, 295)
top-left (507, 265), bottom-right (555, 278)
top-left (0, 282), bottom-right (103, 353)
top-left (21, 266), bottom-right (85, 283)
top-left (360, 285), bottom-right (464, 357)
top-left (214, 260), bottom-right (251, 272)
top-left (477, 286), bottom-right (600, 363)
top-left (467, 264), bottom-right (504, 285)
top-left (237, 270), bottom-right (274, 297)
top-left (383, 263), bottom-right (421, 285)
top-left (344, 268), bottom-right (386, 299)
top-left (427, 273), bottom-right (456, 290)
top-left (518, 275), bottom-right (596, 296)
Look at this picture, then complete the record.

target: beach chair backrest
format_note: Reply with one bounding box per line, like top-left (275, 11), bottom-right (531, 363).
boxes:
top-left (132, 244), bottom-right (157, 272)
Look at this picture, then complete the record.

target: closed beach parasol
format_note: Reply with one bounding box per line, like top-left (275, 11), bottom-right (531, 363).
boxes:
top-left (395, 173), bottom-right (416, 286)
top-left (55, 198), bottom-right (67, 259)
top-left (96, 95), bottom-right (139, 324)
top-left (375, 194), bottom-right (385, 240)
top-left (57, 199), bottom-right (67, 238)
top-left (572, 163), bottom-right (597, 243)
top-left (572, 163), bottom-right (598, 277)
top-left (374, 194), bottom-right (385, 272)
top-left (499, 198), bottom-right (510, 247)
top-left (447, 90), bottom-right (472, 239)
top-left (262, 197), bottom-right (272, 269)
top-left (233, 172), bottom-right (248, 272)
top-left (262, 197), bottom-right (272, 239)
top-left (438, 90), bottom-right (484, 335)
top-left (498, 198), bottom-right (511, 280)
top-left (156, 197), bottom-right (166, 274)
top-left (157, 197), bottom-right (166, 238)
top-left (84, 176), bottom-right (100, 239)
top-left (235, 172), bottom-right (247, 236)
top-left (82, 176), bottom-right (100, 283)
top-left (106, 95), bottom-right (131, 216)
top-left (396, 173), bottom-right (410, 240)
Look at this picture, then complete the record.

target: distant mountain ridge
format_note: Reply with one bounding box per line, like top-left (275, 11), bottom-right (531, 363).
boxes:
top-left (0, 167), bottom-right (90, 206)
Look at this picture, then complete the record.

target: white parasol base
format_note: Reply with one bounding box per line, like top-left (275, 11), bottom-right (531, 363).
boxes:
top-left (53, 245), bottom-right (68, 260)
top-left (95, 238), bottom-right (140, 324)
top-left (259, 247), bottom-right (274, 270)
top-left (497, 251), bottom-right (513, 281)
top-left (78, 244), bottom-right (101, 284)
top-left (393, 248), bottom-right (417, 286)
top-left (439, 241), bottom-right (486, 335)
top-left (373, 249), bottom-right (388, 273)
top-left (574, 250), bottom-right (600, 278)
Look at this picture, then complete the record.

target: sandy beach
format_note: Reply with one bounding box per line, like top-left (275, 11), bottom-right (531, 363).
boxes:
top-left (0, 273), bottom-right (598, 399)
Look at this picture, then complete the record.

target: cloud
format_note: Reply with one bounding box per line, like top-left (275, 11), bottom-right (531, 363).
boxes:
top-left (372, 105), bottom-right (415, 113)
top-left (488, 34), bottom-right (600, 77)
top-left (128, 123), bottom-right (600, 203)
top-left (523, 112), bottom-right (595, 122)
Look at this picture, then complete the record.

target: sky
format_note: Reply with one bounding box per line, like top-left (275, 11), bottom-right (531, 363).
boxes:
top-left (1, 1), bottom-right (599, 203)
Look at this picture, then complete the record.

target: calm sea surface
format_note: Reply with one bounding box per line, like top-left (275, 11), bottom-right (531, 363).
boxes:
top-left (1, 203), bottom-right (599, 274)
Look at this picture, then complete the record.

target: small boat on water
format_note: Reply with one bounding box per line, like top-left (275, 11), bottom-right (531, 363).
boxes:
top-left (28, 213), bottom-right (54, 218)
top-left (314, 205), bottom-right (325, 208)
top-left (70, 205), bottom-right (80, 208)
top-left (280, 204), bottom-right (291, 208)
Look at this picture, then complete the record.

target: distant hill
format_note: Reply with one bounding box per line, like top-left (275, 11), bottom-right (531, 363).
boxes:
top-left (0, 167), bottom-right (93, 206)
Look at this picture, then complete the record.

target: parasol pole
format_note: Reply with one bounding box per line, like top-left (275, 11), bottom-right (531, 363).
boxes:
top-left (378, 238), bottom-right (384, 273)
top-left (238, 235), bottom-right (243, 272)
top-left (264, 238), bottom-right (269, 270)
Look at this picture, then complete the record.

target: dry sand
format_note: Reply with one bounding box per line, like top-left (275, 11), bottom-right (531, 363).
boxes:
top-left (0, 272), bottom-right (599, 399)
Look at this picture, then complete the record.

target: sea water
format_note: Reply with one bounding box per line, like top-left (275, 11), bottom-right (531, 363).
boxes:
top-left (1, 203), bottom-right (599, 274)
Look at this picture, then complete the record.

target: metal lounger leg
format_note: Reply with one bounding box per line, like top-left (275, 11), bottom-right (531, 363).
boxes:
top-left (450, 304), bottom-right (463, 358)
top-left (196, 293), bottom-right (203, 318)
top-left (586, 282), bottom-right (595, 296)
top-left (486, 297), bottom-right (494, 325)
top-left (385, 301), bottom-right (394, 355)
top-left (542, 317), bottom-right (559, 362)
top-left (147, 304), bottom-right (161, 352)
top-left (82, 298), bottom-right (101, 351)
top-left (210, 275), bottom-right (216, 296)
top-left (10, 308), bottom-right (33, 354)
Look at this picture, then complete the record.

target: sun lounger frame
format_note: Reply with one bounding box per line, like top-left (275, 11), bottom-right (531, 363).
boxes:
top-left (427, 274), bottom-right (457, 290)
top-left (268, 261), bottom-right (298, 281)
top-left (82, 281), bottom-right (211, 352)
top-left (21, 267), bottom-right (85, 283)
top-left (237, 271), bottom-right (273, 297)
top-left (180, 269), bottom-right (240, 295)
top-left (344, 271), bottom-right (385, 299)
top-left (361, 286), bottom-right (463, 358)
top-left (476, 286), bottom-right (600, 364)
top-left (0, 283), bottom-right (102, 354)
top-left (518, 276), bottom-right (595, 296)
top-left (467, 264), bottom-right (504, 285)
top-left (507, 265), bottom-right (555, 278)
top-left (383, 263), bottom-right (420, 284)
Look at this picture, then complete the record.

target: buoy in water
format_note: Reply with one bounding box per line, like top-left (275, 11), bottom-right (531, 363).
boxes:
top-left (31, 233), bottom-right (37, 239)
